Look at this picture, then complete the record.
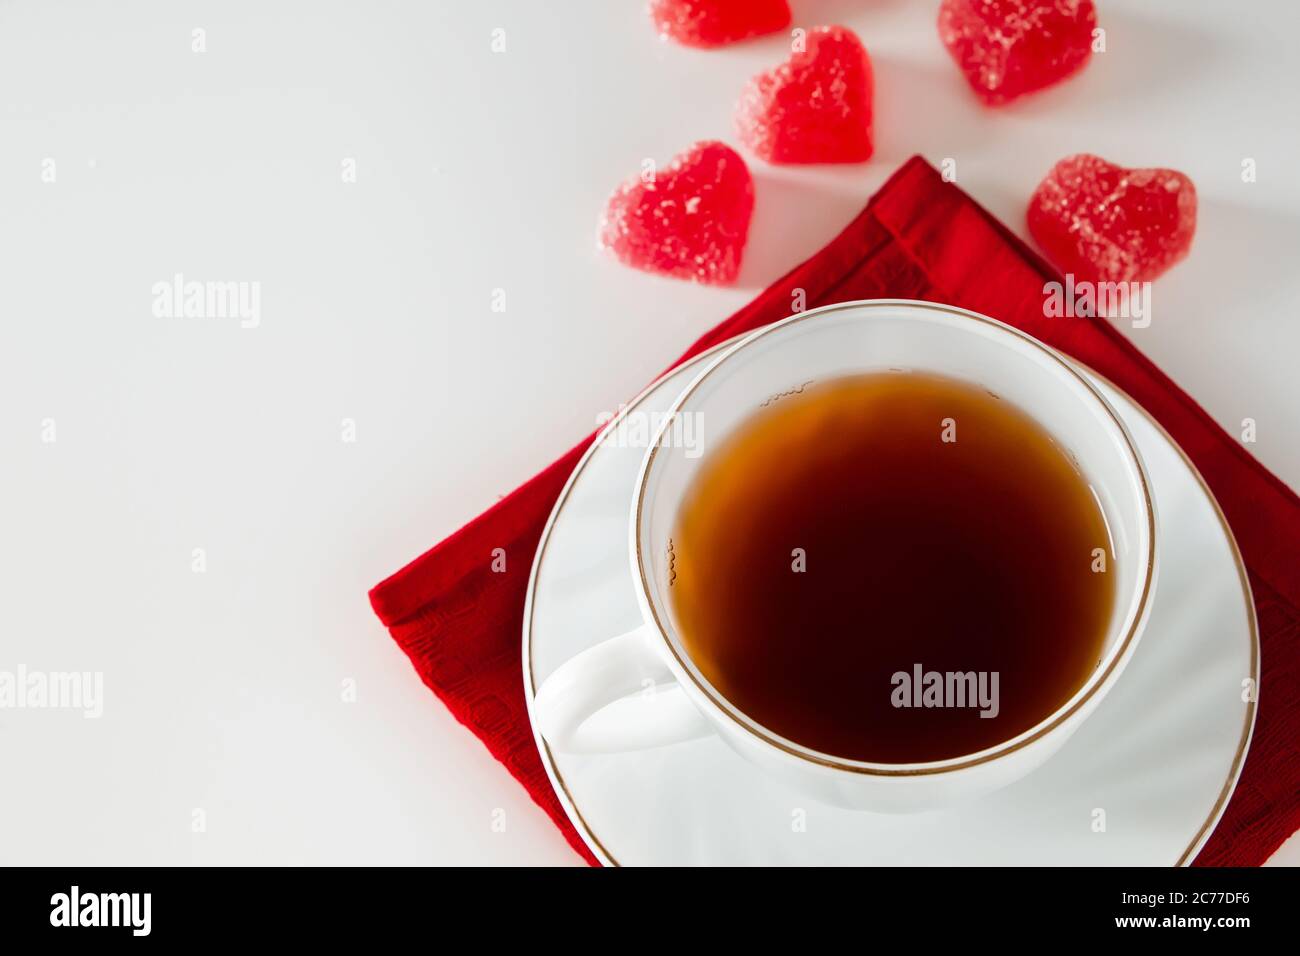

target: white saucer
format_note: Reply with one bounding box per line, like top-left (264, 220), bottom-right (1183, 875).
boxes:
top-left (523, 338), bottom-right (1259, 866)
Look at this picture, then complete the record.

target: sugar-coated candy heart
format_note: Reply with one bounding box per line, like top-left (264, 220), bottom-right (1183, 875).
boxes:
top-left (649, 0), bottom-right (791, 49)
top-left (1027, 154), bottom-right (1197, 284)
top-left (735, 25), bottom-right (873, 164)
top-left (938, 0), bottom-right (1097, 105)
top-left (598, 141), bottom-right (755, 285)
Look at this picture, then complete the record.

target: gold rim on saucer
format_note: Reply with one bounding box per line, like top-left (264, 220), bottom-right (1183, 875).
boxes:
top-left (524, 314), bottom-right (1259, 867)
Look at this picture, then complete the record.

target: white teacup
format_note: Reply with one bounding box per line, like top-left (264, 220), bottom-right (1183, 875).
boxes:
top-left (534, 299), bottom-right (1157, 812)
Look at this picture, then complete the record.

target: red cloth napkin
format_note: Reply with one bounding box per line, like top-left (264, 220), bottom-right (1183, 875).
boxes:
top-left (370, 156), bottom-right (1299, 867)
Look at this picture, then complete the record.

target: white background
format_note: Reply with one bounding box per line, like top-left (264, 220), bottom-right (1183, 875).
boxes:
top-left (1, 1), bottom-right (1295, 865)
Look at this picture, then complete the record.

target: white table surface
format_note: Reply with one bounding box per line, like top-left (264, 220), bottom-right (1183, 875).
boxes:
top-left (1, 0), bottom-right (1295, 865)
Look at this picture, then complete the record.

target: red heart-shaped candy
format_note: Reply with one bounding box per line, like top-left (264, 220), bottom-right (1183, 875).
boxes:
top-left (650, 0), bottom-right (791, 49)
top-left (598, 140), bottom-right (755, 285)
top-left (735, 25), bottom-right (874, 164)
top-left (938, 0), bottom-right (1097, 106)
top-left (1028, 154), bottom-right (1197, 284)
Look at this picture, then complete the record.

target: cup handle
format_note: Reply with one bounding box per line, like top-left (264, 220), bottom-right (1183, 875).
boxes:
top-left (533, 624), bottom-right (713, 753)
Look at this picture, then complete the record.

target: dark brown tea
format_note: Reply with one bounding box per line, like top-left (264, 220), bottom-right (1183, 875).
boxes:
top-left (669, 371), bottom-right (1116, 763)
